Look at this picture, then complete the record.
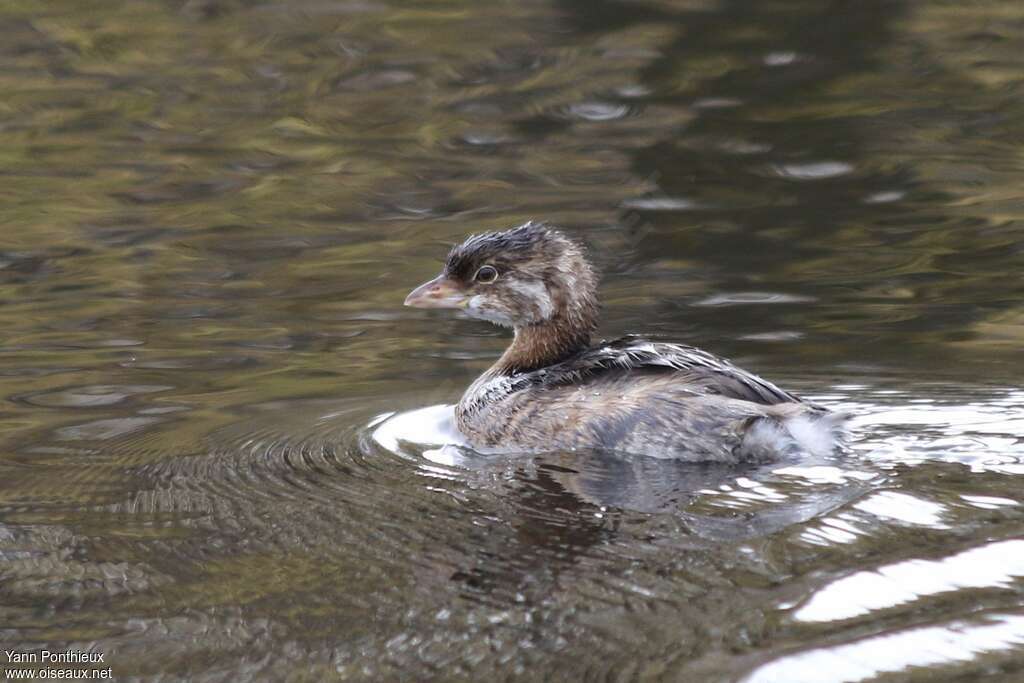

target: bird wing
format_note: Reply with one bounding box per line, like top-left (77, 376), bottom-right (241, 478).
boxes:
top-left (549, 335), bottom-right (808, 407)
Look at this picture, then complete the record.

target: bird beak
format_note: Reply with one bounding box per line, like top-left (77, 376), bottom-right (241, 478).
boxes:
top-left (404, 274), bottom-right (468, 309)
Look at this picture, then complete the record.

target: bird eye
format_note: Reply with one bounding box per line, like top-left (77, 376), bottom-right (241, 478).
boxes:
top-left (474, 265), bottom-right (499, 283)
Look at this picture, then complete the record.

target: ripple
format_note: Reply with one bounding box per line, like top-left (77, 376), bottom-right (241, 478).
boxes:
top-left (694, 291), bottom-right (817, 306)
top-left (772, 465), bottom-right (875, 485)
top-left (615, 84), bottom-right (651, 98)
top-left (960, 494), bottom-right (1018, 509)
top-left (15, 384), bottom-right (171, 408)
top-left (449, 49), bottom-right (555, 87)
top-left (852, 490), bottom-right (948, 528)
top-left (763, 51), bottom-right (801, 66)
top-left (795, 538), bottom-right (1024, 623)
top-left (737, 331), bottom-right (804, 342)
top-left (119, 355), bottom-right (258, 370)
top-left (798, 515), bottom-right (864, 545)
top-left (621, 196), bottom-right (700, 211)
top-left (848, 389), bottom-right (1024, 474)
top-left (863, 190), bottom-right (906, 204)
top-left (745, 614), bottom-right (1024, 683)
top-left (718, 139), bottom-right (772, 155)
top-left (551, 101), bottom-right (637, 122)
top-left (55, 416), bottom-right (165, 441)
top-left (0, 523), bottom-right (170, 602)
top-left (369, 403), bottom-right (470, 467)
top-left (334, 68), bottom-right (417, 91)
top-left (772, 161), bottom-right (853, 180)
top-left (693, 97), bottom-right (743, 109)
top-left (454, 130), bottom-right (514, 147)
top-left (107, 399), bottom-right (403, 524)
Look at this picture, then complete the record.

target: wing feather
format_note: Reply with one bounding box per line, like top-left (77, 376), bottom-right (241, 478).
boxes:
top-left (520, 335), bottom-right (809, 407)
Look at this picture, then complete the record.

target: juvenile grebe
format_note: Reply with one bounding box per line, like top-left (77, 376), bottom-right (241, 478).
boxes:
top-left (404, 222), bottom-right (844, 462)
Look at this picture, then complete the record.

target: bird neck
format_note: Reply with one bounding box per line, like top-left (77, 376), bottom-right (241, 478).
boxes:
top-left (493, 313), bottom-right (594, 375)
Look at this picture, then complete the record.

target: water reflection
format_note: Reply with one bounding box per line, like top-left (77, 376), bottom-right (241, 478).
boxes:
top-left (747, 614), bottom-right (1024, 683)
top-left (795, 539), bottom-right (1024, 623)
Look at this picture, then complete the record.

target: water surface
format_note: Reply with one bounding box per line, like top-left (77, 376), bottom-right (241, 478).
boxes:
top-left (1, 0), bottom-right (1023, 680)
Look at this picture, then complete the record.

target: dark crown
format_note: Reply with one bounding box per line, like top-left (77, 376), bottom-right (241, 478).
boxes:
top-left (444, 221), bottom-right (573, 280)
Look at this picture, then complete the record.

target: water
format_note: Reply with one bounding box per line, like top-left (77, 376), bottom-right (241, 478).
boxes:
top-left (1, 0), bottom-right (1023, 680)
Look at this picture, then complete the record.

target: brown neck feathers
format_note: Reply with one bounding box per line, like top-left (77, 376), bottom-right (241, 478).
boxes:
top-left (494, 314), bottom-right (594, 375)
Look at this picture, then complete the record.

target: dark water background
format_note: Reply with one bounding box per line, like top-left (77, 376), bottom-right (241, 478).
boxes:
top-left (2, 0), bottom-right (1024, 680)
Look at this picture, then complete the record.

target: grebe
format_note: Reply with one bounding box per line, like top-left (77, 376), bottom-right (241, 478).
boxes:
top-left (404, 222), bottom-right (844, 462)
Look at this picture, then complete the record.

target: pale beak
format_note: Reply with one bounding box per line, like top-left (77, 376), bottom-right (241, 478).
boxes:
top-left (404, 274), bottom-right (468, 309)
